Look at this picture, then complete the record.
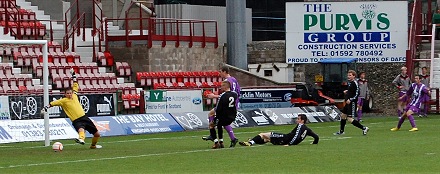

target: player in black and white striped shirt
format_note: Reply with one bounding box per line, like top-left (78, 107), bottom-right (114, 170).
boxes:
top-left (239, 114), bottom-right (319, 146)
top-left (334, 70), bottom-right (369, 136)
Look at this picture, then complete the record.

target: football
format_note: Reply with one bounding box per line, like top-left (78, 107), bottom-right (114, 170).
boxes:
top-left (52, 142), bottom-right (63, 152)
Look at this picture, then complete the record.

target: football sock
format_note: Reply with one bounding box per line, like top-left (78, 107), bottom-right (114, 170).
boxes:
top-left (408, 115), bottom-right (416, 128)
top-left (351, 120), bottom-right (364, 129)
top-left (249, 140), bottom-right (255, 145)
top-left (251, 135), bottom-right (265, 144)
top-left (79, 131), bottom-right (85, 140)
top-left (397, 116), bottom-right (405, 128)
top-left (340, 119), bottom-right (347, 132)
top-left (223, 125), bottom-right (236, 140)
top-left (357, 109), bottom-right (362, 120)
top-left (210, 128), bottom-right (217, 139)
top-left (217, 126), bottom-right (223, 140)
top-left (91, 136), bottom-right (99, 146)
top-left (219, 139), bottom-right (224, 143)
top-left (214, 139), bottom-right (219, 143)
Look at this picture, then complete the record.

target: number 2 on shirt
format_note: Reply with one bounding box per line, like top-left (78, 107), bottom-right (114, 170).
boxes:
top-left (228, 97), bottom-right (235, 107)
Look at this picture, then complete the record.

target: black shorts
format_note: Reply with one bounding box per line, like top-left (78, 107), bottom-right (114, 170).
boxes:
top-left (214, 117), bottom-right (234, 126)
top-left (269, 132), bottom-right (289, 145)
top-left (341, 101), bottom-right (357, 116)
top-left (72, 116), bottom-right (98, 135)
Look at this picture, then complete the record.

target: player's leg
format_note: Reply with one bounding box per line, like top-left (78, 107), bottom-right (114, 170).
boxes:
top-left (239, 132), bottom-right (269, 146)
top-left (334, 104), bottom-right (348, 135)
top-left (216, 125), bottom-right (224, 148)
top-left (423, 95), bottom-right (430, 117)
top-left (202, 108), bottom-right (216, 141)
top-left (406, 108), bottom-right (418, 131)
top-left (391, 105), bottom-right (410, 131)
top-left (223, 125), bottom-right (238, 147)
top-left (71, 119), bottom-right (86, 145)
top-left (82, 116), bottom-right (102, 149)
top-left (347, 116), bottom-right (369, 135)
top-left (357, 98), bottom-right (363, 121)
top-left (397, 92), bottom-right (406, 118)
top-left (423, 100), bottom-right (429, 117)
top-left (345, 102), bottom-right (369, 135)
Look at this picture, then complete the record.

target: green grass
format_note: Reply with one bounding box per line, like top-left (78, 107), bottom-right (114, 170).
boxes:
top-left (1, 116), bottom-right (440, 173)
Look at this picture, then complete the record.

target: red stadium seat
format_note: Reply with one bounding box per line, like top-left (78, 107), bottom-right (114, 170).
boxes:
top-left (122, 62), bottom-right (131, 76)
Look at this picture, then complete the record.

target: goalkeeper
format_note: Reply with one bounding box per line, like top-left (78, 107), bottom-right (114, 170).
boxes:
top-left (41, 69), bottom-right (102, 149)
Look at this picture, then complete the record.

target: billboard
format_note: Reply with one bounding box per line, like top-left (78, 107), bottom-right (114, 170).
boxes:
top-left (286, 1), bottom-right (408, 63)
top-left (8, 94), bottom-right (116, 120)
top-left (239, 88), bottom-right (295, 109)
top-left (144, 90), bottom-right (203, 113)
top-left (0, 118), bottom-right (78, 144)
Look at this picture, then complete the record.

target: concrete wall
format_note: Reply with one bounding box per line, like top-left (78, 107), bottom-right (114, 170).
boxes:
top-left (155, 4), bottom-right (253, 45)
top-left (27, 0), bottom-right (65, 20)
top-left (108, 45), bottom-right (225, 73)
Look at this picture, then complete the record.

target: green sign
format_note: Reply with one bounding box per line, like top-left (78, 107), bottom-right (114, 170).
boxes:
top-left (149, 90), bottom-right (164, 102)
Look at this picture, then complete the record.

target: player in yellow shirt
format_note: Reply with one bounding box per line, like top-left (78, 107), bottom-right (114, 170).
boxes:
top-left (41, 69), bottom-right (102, 149)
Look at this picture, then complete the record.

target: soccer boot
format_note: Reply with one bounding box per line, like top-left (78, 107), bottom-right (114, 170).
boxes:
top-left (390, 127), bottom-right (399, 131)
top-left (90, 145), bottom-right (102, 149)
top-left (75, 138), bottom-right (85, 145)
top-left (219, 142), bottom-right (225, 148)
top-left (409, 128), bottom-right (419, 132)
top-left (362, 127), bottom-right (369, 135)
top-left (333, 131), bottom-right (345, 135)
top-left (239, 141), bottom-right (252, 146)
top-left (202, 135), bottom-right (214, 142)
top-left (229, 138), bottom-right (238, 148)
top-left (212, 143), bottom-right (220, 149)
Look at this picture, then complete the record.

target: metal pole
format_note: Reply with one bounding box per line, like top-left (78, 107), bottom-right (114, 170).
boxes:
top-left (226, 0), bottom-right (247, 70)
top-left (430, 24), bottom-right (435, 88)
top-left (43, 40), bottom-right (50, 147)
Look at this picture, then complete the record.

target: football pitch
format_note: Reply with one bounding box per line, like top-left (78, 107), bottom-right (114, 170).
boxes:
top-left (0, 116), bottom-right (439, 173)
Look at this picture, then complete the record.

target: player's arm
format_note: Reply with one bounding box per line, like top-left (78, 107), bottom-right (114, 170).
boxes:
top-left (366, 81), bottom-right (370, 100)
top-left (215, 94), bottom-right (226, 118)
top-left (423, 86), bottom-right (431, 95)
top-left (70, 68), bottom-right (79, 93)
top-left (207, 93), bottom-right (220, 99)
top-left (306, 127), bottom-right (319, 144)
top-left (41, 99), bottom-right (65, 114)
top-left (349, 83), bottom-right (359, 102)
top-left (391, 75), bottom-right (401, 88)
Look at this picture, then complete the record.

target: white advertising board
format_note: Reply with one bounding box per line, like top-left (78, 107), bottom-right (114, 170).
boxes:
top-left (286, 1), bottom-right (408, 63)
top-left (144, 90), bottom-right (203, 113)
top-left (0, 118), bottom-right (78, 144)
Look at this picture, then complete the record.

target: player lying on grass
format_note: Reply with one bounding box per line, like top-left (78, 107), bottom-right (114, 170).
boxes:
top-left (239, 114), bottom-right (319, 146)
top-left (41, 68), bottom-right (102, 149)
top-left (208, 80), bottom-right (239, 149)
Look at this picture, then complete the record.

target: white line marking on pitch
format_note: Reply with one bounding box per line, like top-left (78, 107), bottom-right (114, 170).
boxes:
top-left (0, 136), bottom-right (352, 169)
top-left (0, 130), bottom-right (282, 150)
top-left (0, 146), bottom-right (261, 169)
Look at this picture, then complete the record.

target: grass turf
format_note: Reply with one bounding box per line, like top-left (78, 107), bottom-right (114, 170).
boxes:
top-left (0, 116), bottom-right (439, 173)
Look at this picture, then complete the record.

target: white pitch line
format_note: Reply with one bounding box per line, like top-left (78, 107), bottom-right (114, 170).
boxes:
top-left (0, 136), bottom-right (353, 169)
top-left (0, 119), bottom-right (401, 150)
top-left (0, 130), bottom-right (282, 150)
top-left (0, 145), bottom-right (263, 169)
